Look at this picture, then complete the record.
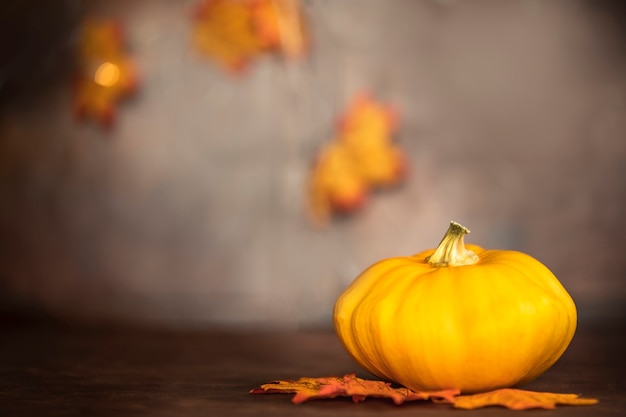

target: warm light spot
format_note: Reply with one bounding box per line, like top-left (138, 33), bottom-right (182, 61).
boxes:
top-left (94, 62), bottom-right (120, 87)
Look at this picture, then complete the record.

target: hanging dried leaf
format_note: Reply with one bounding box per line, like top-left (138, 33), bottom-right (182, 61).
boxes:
top-left (451, 388), bottom-right (599, 410)
top-left (192, 0), bottom-right (263, 73)
top-left (250, 0), bottom-right (308, 58)
top-left (306, 93), bottom-right (407, 226)
top-left (308, 142), bottom-right (368, 226)
top-left (337, 93), bottom-right (399, 141)
top-left (350, 141), bottom-right (408, 187)
top-left (251, 374), bottom-right (459, 405)
top-left (73, 20), bottom-right (138, 128)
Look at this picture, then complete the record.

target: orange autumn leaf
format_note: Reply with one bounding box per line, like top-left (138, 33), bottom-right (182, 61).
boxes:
top-left (250, 0), bottom-right (308, 58)
top-left (451, 388), bottom-right (599, 410)
top-left (192, 0), bottom-right (264, 73)
top-left (306, 93), bottom-right (407, 226)
top-left (350, 141), bottom-right (408, 187)
top-left (251, 377), bottom-right (321, 400)
top-left (337, 94), bottom-right (406, 187)
top-left (78, 20), bottom-right (124, 59)
top-left (308, 141), bottom-right (368, 226)
top-left (251, 374), bottom-right (598, 411)
top-left (73, 20), bottom-right (138, 128)
top-left (338, 93), bottom-right (399, 141)
top-left (250, 374), bottom-right (459, 405)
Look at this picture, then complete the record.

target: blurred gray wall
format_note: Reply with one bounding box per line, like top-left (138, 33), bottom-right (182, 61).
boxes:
top-left (1, 0), bottom-right (625, 327)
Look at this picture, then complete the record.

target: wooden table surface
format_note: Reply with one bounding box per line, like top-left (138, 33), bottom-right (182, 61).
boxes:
top-left (1, 318), bottom-right (624, 417)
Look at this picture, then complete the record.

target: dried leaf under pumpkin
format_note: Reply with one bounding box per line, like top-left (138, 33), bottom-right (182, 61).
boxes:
top-left (250, 374), bottom-right (458, 405)
top-left (251, 374), bottom-right (598, 410)
top-left (451, 388), bottom-right (599, 410)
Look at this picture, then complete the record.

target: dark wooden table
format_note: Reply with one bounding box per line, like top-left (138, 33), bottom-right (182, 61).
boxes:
top-left (1, 318), bottom-right (624, 416)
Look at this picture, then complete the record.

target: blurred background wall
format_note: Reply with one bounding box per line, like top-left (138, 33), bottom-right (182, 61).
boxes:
top-left (0, 0), bottom-right (624, 327)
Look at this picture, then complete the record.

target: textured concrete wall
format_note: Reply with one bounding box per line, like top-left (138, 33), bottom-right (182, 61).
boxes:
top-left (1, 0), bottom-right (625, 327)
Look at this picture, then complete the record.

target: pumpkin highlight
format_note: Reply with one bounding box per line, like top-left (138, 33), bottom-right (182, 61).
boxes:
top-left (334, 221), bottom-right (577, 394)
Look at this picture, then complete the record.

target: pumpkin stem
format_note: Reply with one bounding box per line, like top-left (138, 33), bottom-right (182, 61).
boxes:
top-left (426, 221), bottom-right (479, 267)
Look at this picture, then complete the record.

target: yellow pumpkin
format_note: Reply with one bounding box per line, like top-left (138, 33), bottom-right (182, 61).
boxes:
top-left (334, 221), bottom-right (577, 394)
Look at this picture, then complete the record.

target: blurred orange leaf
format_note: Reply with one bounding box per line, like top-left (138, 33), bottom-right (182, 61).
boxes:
top-left (308, 142), bottom-right (368, 226)
top-left (192, 0), bottom-right (264, 73)
top-left (338, 93), bottom-right (398, 140)
top-left (307, 94), bottom-right (407, 226)
top-left (338, 94), bottom-right (405, 187)
top-left (451, 388), bottom-right (599, 410)
top-left (251, 0), bottom-right (308, 58)
top-left (73, 20), bottom-right (138, 128)
top-left (192, 0), bottom-right (307, 73)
